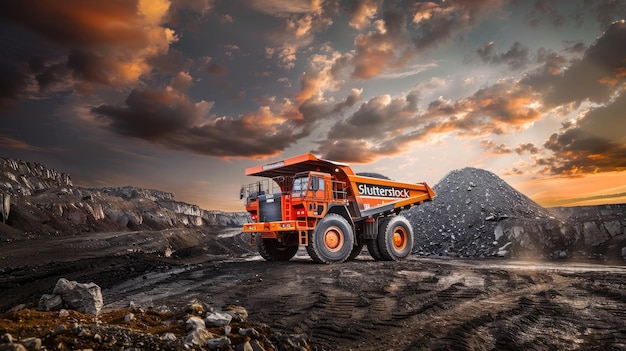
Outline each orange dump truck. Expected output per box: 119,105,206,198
240,153,435,263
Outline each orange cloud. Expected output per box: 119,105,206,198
0,0,177,91
348,0,381,30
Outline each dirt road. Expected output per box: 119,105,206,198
98,254,626,350
1,231,625,350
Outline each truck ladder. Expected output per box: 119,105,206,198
283,194,291,220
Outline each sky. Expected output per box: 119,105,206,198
0,0,625,212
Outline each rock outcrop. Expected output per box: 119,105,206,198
0,158,72,196
0,158,249,237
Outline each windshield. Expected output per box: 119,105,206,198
292,176,309,198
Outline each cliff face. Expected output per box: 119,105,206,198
0,158,72,196
0,158,248,237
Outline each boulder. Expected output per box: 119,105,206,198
225,305,248,322
207,337,231,350
184,316,213,347
37,294,62,311
52,278,103,315
604,221,622,237
186,316,206,331
204,311,232,327
19,338,41,350
582,222,610,247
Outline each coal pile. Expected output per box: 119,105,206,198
405,167,565,258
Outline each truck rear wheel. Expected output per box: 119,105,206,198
377,215,413,261
306,214,354,264
256,233,298,261
367,217,389,261
366,239,383,261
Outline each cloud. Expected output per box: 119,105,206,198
314,139,382,164
476,41,531,70
331,88,363,113
527,0,566,27
328,91,420,140
317,1,626,165
523,20,626,107
170,72,193,92
91,88,205,140
296,50,354,102
584,0,626,27
91,88,312,158
351,8,411,79
348,0,382,30
481,139,513,155
314,91,423,162
0,59,34,106
423,81,542,136
411,0,502,50
0,0,178,99
205,63,229,75
0,136,66,152
247,0,312,17
260,1,335,70
377,63,437,79
554,192,626,207
0,136,41,151
170,0,214,15
515,143,540,155
348,0,503,80
148,49,193,75
537,92,626,176
314,79,543,163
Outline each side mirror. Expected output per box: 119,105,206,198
239,186,244,200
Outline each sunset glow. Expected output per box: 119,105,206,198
0,1,624,211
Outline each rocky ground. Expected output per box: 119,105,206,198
1,239,625,350
1,158,626,350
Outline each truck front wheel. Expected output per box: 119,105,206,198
306,214,354,264
347,243,364,261
256,233,299,261
377,216,413,261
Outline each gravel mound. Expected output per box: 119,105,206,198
406,167,561,258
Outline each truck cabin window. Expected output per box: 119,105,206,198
292,176,309,198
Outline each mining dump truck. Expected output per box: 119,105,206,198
241,153,435,263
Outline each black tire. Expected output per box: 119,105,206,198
306,214,354,264
377,215,413,261
256,233,298,261
367,217,389,261
347,243,364,261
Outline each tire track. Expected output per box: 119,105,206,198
94,258,626,351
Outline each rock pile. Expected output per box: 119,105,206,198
406,167,626,260
2,295,310,351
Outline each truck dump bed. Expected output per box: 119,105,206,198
245,153,435,219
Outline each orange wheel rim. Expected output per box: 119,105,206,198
392,227,407,251
324,226,343,252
